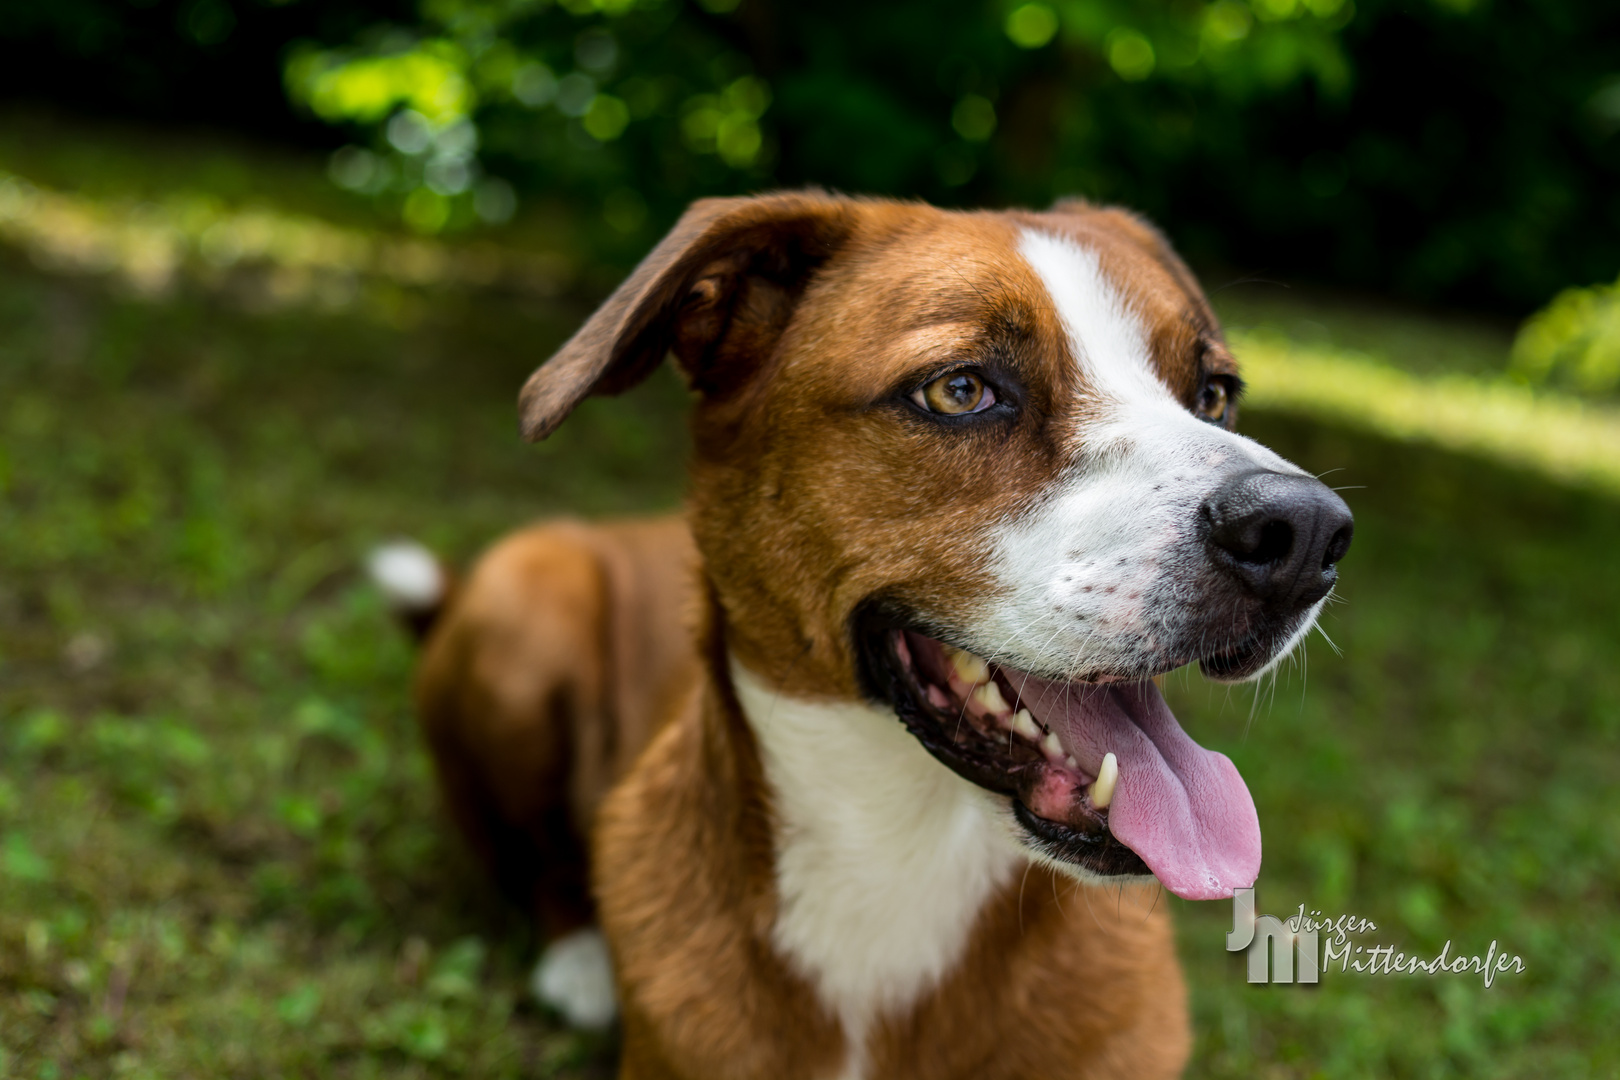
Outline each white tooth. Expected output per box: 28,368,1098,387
1065,756,1077,770
1092,752,1119,810
946,646,991,686
1011,709,1041,741
971,680,1009,716
1040,731,1063,760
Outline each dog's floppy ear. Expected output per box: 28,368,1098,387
518,191,856,442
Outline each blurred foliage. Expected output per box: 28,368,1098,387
1511,272,1620,399
1,0,1617,307
275,0,1364,255
0,0,411,145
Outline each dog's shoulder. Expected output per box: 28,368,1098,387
594,680,849,1079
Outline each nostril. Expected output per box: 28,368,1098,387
1246,519,1294,566
1323,524,1353,569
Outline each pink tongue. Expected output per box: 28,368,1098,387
1016,676,1260,900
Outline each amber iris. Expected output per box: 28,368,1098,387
917,370,992,415
1197,378,1229,423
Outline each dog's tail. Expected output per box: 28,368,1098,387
366,539,455,641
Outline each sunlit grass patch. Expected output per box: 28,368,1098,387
0,169,571,316
1232,329,1620,496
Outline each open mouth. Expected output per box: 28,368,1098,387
861,621,1262,901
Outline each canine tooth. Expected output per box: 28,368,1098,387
947,647,991,686
971,680,1009,716
1092,752,1119,810
1011,709,1041,741
1040,731,1063,760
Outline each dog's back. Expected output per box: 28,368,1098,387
405,515,699,937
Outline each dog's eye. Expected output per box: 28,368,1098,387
1196,378,1230,424
914,370,995,415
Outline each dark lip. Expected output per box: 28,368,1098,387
1012,801,1152,877
851,603,1152,880
1196,616,1308,681
1197,635,1269,680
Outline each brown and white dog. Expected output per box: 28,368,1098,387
374,192,1352,1078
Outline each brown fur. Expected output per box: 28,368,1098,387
419,192,1246,1076
414,516,698,937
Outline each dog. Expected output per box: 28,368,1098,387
376,191,1353,1078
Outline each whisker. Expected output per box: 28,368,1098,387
1017,861,1034,937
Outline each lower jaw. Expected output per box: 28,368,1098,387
1197,615,1311,681
1198,638,1269,680
1012,801,1150,878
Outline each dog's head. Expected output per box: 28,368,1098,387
520,192,1351,901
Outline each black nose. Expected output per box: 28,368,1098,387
1204,470,1354,609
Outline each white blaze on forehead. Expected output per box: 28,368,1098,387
1017,228,1181,411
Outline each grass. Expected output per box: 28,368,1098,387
1,122,1616,1078
1168,410,1619,1077
1212,283,1518,381
1230,333,1620,496
0,256,687,1079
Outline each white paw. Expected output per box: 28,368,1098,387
531,927,618,1031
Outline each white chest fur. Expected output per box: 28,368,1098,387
730,658,1022,1079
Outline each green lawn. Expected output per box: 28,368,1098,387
1,130,1615,1079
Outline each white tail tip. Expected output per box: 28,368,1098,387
366,540,445,611
532,927,618,1031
